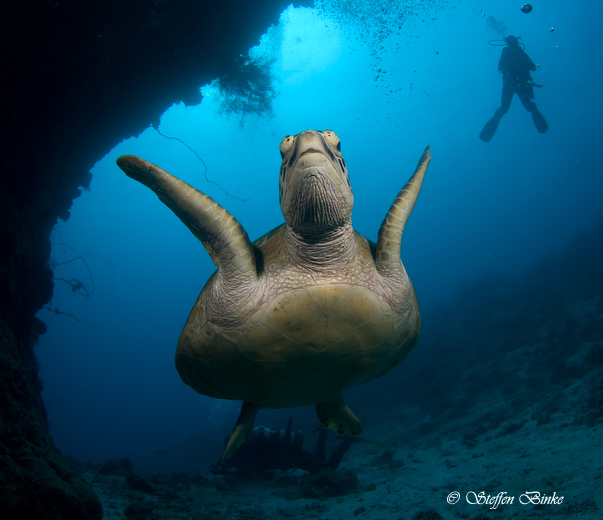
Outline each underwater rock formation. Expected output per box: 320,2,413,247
0,320,102,519
0,1,306,518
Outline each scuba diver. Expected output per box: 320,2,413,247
210,417,356,479
480,35,549,142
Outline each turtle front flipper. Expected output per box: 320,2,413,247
316,394,363,436
221,402,261,463
375,146,431,272
116,155,256,279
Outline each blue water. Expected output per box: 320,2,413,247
36,0,603,475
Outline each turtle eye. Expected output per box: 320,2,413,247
279,135,294,158
322,130,341,153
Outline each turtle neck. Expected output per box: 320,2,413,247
285,221,357,273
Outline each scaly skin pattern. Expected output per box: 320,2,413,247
117,129,431,425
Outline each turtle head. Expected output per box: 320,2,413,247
278,130,354,236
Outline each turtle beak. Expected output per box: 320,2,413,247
288,131,337,169
285,130,350,197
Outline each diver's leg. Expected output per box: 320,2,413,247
517,83,535,111
480,83,513,142
325,437,356,471
499,81,514,115
519,89,549,133
315,427,327,462
279,417,294,468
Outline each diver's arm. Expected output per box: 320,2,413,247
523,51,537,71
497,51,506,74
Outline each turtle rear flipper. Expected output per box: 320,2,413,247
221,402,261,463
316,394,363,436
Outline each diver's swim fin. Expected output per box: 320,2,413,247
531,108,549,133
479,114,501,142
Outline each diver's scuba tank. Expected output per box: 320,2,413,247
249,417,304,452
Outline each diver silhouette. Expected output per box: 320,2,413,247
480,35,548,142
210,417,356,478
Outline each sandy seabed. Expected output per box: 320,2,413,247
86,400,602,520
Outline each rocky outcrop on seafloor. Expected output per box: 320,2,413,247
0,320,102,519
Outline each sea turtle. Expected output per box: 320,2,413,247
117,130,431,462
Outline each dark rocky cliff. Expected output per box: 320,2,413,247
0,1,301,517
